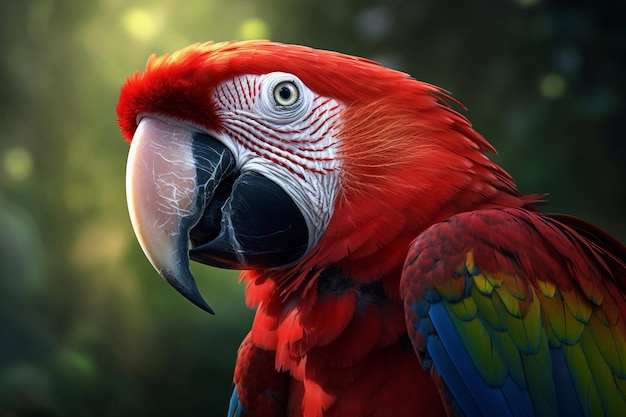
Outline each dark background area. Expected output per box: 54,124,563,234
0,0,624,416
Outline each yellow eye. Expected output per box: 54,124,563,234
273,81,299,106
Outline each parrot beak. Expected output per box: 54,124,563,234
126,117,235,314
126,117,310,313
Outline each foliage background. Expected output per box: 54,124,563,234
0,0,624,416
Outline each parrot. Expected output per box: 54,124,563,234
116,40,626,417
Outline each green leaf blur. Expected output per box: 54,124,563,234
0,0,624,416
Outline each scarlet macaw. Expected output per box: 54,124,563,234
117,41,626,417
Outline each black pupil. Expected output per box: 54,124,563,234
279,86,292,100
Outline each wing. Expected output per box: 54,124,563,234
401,207,626,417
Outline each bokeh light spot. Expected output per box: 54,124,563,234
3,147,33,181
58,349,97,380
121,7,162,42
238,18,270,40
540,73,566,99
71,220,130,268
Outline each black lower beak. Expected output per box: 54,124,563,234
190,171,309,269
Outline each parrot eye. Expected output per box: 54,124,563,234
259,73,311,124
273,81,299,107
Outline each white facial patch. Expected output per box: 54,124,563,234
211,72,344,259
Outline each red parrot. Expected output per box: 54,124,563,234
117,40,626,417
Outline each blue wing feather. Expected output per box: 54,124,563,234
549,348,585,417
424,315,485,416
228,386,242,417
428,301,533,417
500,377,534,417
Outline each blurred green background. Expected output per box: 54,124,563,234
0,0,624,416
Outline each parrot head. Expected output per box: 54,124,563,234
118,40,514,313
